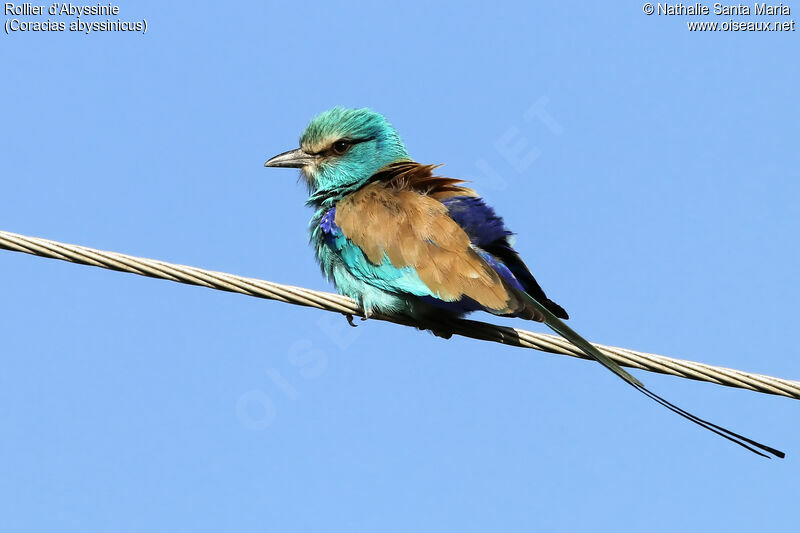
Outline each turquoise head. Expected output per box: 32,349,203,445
265,107,410,204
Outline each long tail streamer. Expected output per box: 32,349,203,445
527,294,785,459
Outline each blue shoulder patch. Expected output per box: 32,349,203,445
441,196,511,247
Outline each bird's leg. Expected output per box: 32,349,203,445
428,327,453,340
344,313,358,328
414,321,454,339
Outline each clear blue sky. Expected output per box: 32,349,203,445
2,2,798,531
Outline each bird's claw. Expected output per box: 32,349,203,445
342,313,367,328
430,328,453,339
415,324,453,339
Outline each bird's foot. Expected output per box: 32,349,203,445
344,313,369,327
416,324,453,339
431,328,453,339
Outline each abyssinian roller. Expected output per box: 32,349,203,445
265,107,783,459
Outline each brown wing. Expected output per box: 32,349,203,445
334,176,543,320
371,161,480,200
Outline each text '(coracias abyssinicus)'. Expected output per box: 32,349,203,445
265,107,783,459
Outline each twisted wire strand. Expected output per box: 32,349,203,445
2,229,798,400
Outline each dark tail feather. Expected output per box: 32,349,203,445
487,243,569,319
516,289,785,459
630,383,785,458
542,298,568,320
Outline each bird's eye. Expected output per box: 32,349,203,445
332,139,351,155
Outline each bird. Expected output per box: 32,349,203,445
265,107,784,459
